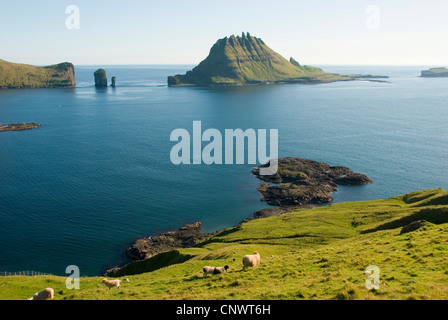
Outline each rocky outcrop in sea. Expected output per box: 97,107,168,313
252,157,372,206
94,69,108,87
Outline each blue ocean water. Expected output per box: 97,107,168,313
0,65,447,276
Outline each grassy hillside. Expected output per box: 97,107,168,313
421,67,448,77
168,33,351,86
1,189,448,300
0,59,75,88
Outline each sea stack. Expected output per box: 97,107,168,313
94,69,108,87
111,76,116,88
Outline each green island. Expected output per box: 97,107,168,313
0,59,75,89
1,188,447,300
168,33,386,86
421,67,448,78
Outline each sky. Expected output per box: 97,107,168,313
1,0,447,66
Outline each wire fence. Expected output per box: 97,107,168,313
0,270,54,277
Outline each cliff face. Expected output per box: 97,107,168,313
168,33,348,86
0,59,75,89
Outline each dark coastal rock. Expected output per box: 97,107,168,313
254,206,307,219
236,205,317,226
400,220,427,234
350,75,391,83
257,183,335,206
0,123,41,132
252,157,372,206
111,76,116,88
126,222,204,261
94,69,108,87
351,74,389,79
104,266,121,277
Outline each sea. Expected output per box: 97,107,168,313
0,65,447,276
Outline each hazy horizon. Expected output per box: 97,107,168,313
6,62,447,68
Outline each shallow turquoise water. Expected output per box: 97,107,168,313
0,65,447,275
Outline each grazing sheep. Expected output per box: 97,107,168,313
242,251,261,270
27,288,54,300
102,278,121,289
203,265,229,277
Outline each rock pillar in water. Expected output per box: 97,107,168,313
94,69,108,87
111,76,116,88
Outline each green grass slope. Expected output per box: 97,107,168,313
1,189,448,300
421,67,448,77
0,59,75,88
168,33,351,86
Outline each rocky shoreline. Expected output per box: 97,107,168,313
125,222,206,261
252,157,372,206
0,123,41,132
105,206,314,276
105,157,372,276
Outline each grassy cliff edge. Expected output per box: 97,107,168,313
0,59,75,89
1,189,448,300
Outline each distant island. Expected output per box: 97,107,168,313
0,59,75,89
421,67,448,78
168,33,387,86
0,123,41,132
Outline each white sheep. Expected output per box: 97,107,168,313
242,251,261,270
102,278,121,289
27,288,54,300
203,265,229,277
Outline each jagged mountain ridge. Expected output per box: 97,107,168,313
168,32,349,86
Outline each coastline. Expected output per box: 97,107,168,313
0,123,41,132
1,65,445,279
104,204,316,277
105,157,372,277
0,85,75,89
167,75,389,87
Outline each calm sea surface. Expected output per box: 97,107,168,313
1,65,447,275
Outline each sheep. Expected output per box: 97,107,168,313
242,251,261,270
203,265,229,277
27,288,54,300
102,278,121,289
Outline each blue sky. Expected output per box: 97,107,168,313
1,0,447,65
